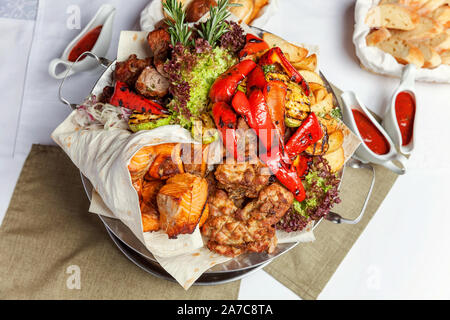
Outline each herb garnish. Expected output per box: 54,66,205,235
197,0,241,47
163,0,193,46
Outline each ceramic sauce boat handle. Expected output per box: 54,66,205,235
380,153,407,175
49,58,75,80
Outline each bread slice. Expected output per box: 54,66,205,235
378,0,428,6
410,41,442,67
365,4,419,30
390,16,444,40
417,0,450,15
432,5,450,28
229,0,254,24
440,50,450,64
421,30,450,52
376,37,425,67
366,28,392,46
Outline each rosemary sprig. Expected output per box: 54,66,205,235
163,0,193,46
197,0,241,47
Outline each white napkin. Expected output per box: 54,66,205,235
13,0,150,158
0,17,34,157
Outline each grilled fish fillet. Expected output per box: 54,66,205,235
157,173,208,238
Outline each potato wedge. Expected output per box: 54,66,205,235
311,93,333,115
323,147,345,173
305,138,329,156
298,70,324,86
318,114,339,134
308,82,326,92
314,88,328,102
262,32,308,62
326,130,344,154
249,0,269,23
292,54,318,71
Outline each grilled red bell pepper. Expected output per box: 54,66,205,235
209,60,256,103
285,112,323,159
293,154,312,179
247,88,276,152
239,34,269,59
110,81,166,114
231,90,256,129
212,101,243,162
247,65,267,91
263,80,287,149
259,47,310,96
262,147,306,202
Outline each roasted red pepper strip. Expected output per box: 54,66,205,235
212,102,243,162
247,65,267,91
209,60,256,103
262,147,306,202
247,88,276,152
110,81,166,114
285,112,323,159
263,80,287,149
231,90,256,129
259,47,311,96
293,154,312,179
239,34,269,59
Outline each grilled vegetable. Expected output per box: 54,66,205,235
266,72,310,127
128,112,172,132
231,90,256,128
110,81,167,114
263,80,287,148
259,47,310,96
305,136,329,156
262,146,306,202
247,65,267,91
247,88,275,151
292,154,312,179
239,33,269,59
285,112,323,159
212,101,242,161
191,113,219,144
209,59,256,103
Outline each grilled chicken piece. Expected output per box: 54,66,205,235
214,158,271,201
145,143,184,180
202,183,294,257
114,54,152,88
157,173,209,238
135,66,169,98
266,71,311,126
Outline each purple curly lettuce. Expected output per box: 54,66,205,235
277,156,341,232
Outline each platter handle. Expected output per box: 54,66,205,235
325,158,375,225
58,51,112,110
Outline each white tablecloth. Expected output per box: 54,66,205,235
1,0,450,299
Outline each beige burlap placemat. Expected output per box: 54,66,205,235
0,145,240,299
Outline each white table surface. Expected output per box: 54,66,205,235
1,0,450,299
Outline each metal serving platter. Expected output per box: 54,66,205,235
62,26,375,284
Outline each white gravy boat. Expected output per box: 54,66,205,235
341,91,407,175
48,4,116,79
382,64,417,155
